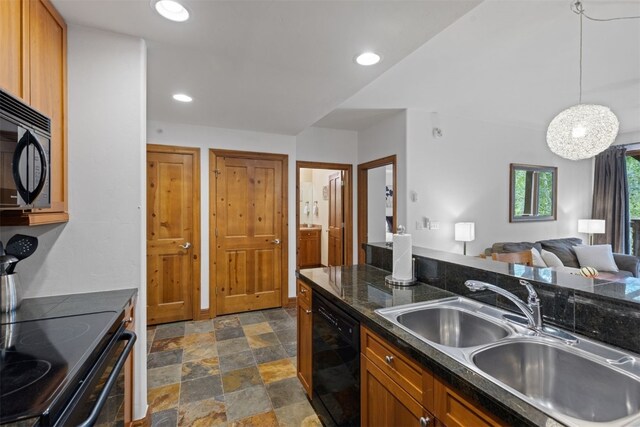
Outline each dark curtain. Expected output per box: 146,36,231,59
592,146,630,253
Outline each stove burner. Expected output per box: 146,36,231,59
0,360,52,397
18,322,91,348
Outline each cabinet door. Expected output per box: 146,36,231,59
29,0,67,213
297,291,312,396
361,354,434,427
434,377,503,427
0,0,28,99
123,301,136,425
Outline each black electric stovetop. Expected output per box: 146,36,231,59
0,311,121,425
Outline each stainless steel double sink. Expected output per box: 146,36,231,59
376,297,640,426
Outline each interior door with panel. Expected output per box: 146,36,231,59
147,146,199,325
328,171,344,266
214,153,285,315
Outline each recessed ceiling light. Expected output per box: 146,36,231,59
154,0,190,22
173,93,192,102
355,52,381,66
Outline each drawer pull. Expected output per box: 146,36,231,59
124,317,133,324
300,288,307,293
305,309,312,314
385,355,394,364
419,416,431,427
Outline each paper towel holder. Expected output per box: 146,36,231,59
385,258,417,287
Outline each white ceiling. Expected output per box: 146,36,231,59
51,0,481,135
331,0,640,135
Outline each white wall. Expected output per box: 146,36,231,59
147,120,297,307
0,26,148,420
405,109,594,255
358,110,408,232
296,126,359,260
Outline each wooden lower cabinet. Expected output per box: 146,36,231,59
361,326,503,427
298,228,321,268
361,354,434,427
296,280,312,396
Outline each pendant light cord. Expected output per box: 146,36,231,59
579,2,583,104
571,1,640,22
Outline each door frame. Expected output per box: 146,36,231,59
357,155,397,263
146,144,202,323
296,161,353,267
209,149,289,317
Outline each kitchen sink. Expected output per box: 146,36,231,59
377,297,512,348
396,307,509,348
375,295,640,426
473,340,640,424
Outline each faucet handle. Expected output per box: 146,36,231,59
519,280,539,303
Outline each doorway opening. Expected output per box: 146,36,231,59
296,162,353,269
357,155,397,263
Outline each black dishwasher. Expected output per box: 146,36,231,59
311,293,360,427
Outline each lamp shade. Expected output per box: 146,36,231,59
546,104,619,161
578,219,606,234
455,222,475,242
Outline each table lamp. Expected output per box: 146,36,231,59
455,222,475,255
578,219,605,245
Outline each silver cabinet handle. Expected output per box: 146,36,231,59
179,242,192,249
385,355,394,364
419,416,431,427
305,309,311,314
272,239,281,244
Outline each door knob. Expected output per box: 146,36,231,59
179,242,192,249
272,239,281,245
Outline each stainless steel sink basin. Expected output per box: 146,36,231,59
473,340,640,424
376,297,512,348
396,307,509,348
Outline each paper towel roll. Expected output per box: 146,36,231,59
392,233,412,280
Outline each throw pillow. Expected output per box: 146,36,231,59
538,238,582,268
530,248,547,268
541,249,564,267
574,244,619,272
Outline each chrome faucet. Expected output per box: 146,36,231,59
465,279,542,330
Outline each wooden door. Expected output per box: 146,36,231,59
328,171,343,266
147,147,199,325
361,354,432,427
214,154,285,315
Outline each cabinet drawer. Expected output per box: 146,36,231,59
297,280,312,306
361,326,429,404
299,230,320,239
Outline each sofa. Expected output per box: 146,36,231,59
484,237,640,279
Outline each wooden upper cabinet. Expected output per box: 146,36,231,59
0,0,68,225
0,0,28,100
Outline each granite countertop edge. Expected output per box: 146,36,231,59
298,265,562,427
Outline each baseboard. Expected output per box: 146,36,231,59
200,308,210,319
129,407,151,427
287,297,297,308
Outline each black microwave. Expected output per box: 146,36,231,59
0,89,51,210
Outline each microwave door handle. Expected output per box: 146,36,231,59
12,132,31,203
74,330,137,427
28,133,48,203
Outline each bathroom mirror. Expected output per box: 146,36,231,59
509,163,557,222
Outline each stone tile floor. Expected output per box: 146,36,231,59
147,306,321,427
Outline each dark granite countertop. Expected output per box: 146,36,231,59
298,264,564,427
1,288,137,324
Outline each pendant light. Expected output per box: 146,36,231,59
546,1,619,161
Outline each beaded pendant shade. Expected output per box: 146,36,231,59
546,1,620,160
